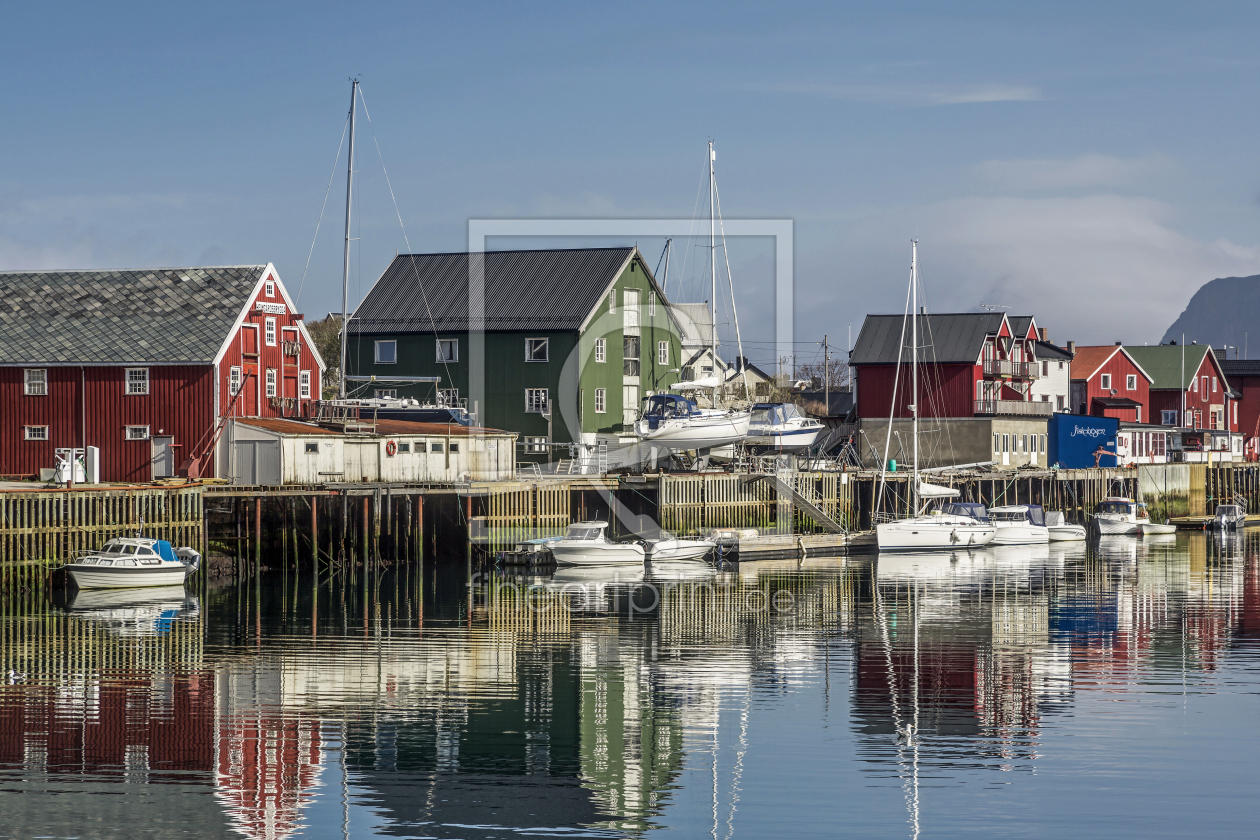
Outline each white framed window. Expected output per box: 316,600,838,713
526,338,549,362
374,389,397,399
24,425,48,441
1201,376,1209,400
398,442,411,453
125,425,149,441
1059,361,1065,370
431,442,444,453
438,388,460,407
23,369,47,396
1040,434,1046,453
993,433,1000,453
594,388,607,414
524,436,546,453
1233,402,1238,425
623,336,640,376
623,289,640,329
229,366,242,396
1136,406,1141,423
265,279,275,298
1100,373,1111,390
1002,434,1009,453
305,442,319,454
299,370,311,399
1186,410,1194,427
450,442,459,453
594,338,606,363
1057,395,1065,410
649,290,656,316
414,441,427,453
525,388,549,414
1126,374,1137,391
375,340,397,364
1191,377,1198,393
1162,410,1177,425
265,368,277,398
1212,376,1218,393
658,341,669,366
126,368,149,395
609,291,615,313
436,338,458,362
265,317,277,346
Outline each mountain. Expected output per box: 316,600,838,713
1161,274,1260,354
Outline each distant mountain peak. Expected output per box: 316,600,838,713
1161,274,1260,355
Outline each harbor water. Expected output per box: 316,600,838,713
2,533,1258,839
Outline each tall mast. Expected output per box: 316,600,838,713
709,140,718,407
339,78,359,400
910,240,919,511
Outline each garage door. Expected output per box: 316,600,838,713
233,440,281,486
343,442,380,482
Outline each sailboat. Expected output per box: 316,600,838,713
874,242,997,551
634,141,751,462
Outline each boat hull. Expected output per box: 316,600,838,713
1094,515,1141,535
876,518,997,551
65,564,190,590
1141,523,1177,535
745,426,822,452
646,539,715,562
1048,525,1087,541
550,542,645,566
636,412,752,451
991,524,1050,545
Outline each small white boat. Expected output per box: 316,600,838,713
1141,522,1177,535
1092,497,1148,536
745,403,823,451
1045,511,1087,541
635,394,752,452
644,531,715,562
547,521,645,566
989,504,1050,545
63,537,200,589
876,490,998,552
1212,503,1245,530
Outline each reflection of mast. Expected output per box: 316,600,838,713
875,574,921,840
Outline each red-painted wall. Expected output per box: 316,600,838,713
1,365,215,482
1232,375,1260,439
1146,353,1238,431
1081,352,1150,423
855,363,978,418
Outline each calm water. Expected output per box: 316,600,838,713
2,533,1258,839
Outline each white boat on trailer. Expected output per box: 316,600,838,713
744,403,823,451
635,395,752,453
63,536,200,590
547,521,645,566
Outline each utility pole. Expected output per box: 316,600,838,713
823,334,830,415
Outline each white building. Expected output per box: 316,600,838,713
1028,331,1074,412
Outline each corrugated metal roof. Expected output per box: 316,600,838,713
849,313,1007,365
1124,344,1213,390
0,266,265,364
1219,359,1260,378
349,248,640,334
235,417,514,437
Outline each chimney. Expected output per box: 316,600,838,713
1115,341,1122,346
1039,327,1048,342
1066,341,1076,355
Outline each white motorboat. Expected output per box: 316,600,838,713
63,536,200,590
635,394,752,452
1212,503,1245,530
644,531,715,561
1141,522,1177,535
745,403,823,451
1045,511,1087,541
547,521,645,566
989,504,1050,545
1092,497,1148,535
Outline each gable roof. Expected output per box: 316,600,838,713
1070,345,1153,384
349,247,664,334
1124,344,1216,391
729,356,775,383
849,312,1008,365
1008,315,1039,342
1219,359,1260,378
1036,340,1073,361
0,265,269,365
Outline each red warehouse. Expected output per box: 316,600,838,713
1068,345,1152,423
0,265,325,483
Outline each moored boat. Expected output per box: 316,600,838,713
1141,522,1177,535
547,521,645,566
1212,503,1245,530
989,504,1050,545
1092,497,1148,535
644,531,715,562
63,537,200,590
1045,511,1087,541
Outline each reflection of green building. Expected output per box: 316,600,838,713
348,248,682,461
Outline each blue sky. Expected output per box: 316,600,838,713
4,1,1260,368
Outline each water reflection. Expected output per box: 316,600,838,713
1,532,1258,838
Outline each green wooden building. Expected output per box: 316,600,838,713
347,247,683,461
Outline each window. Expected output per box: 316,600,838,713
594,338,606,363
438,388,460,407
125,425,149,441
1040,434,1046,453
1021,434,1028,453
299,370,311,399
375,340,397,364
1233,402,1238,425
649,290,656,316
230,366,242,396
265,279,275,298
414,442,427,453
1057,395,1065,411
1042,394,1050,402
1126,374,1137,391
525,388,549,413
432,442,444,453
1191,377,1198,393
23,369,47,396
658,341,669,366
1201,376,1209,400
1042,361,1049,377
594,388,607,413
623,289,640,329
1212,376,1218,393
609,291,615,313
623,336,640,376
524,436,547,453
265,369,277,397
449,442,459,453
24,425,48,441
1100,373,1111,390
374,389,397,399
305,442,318,454
993,433,1000,453
1059,361,1064,370
1162,410,1177,425
682,366,694,381
1002,434,1009,453
125,368,149,395
265,317,277,346
1186,410,1194,427
1136,406,1141,423
436,338,458,362
526,338,549,362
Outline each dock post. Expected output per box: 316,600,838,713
362,495,369,568
373,486,382,566
311,495,319,583
254,497,262,578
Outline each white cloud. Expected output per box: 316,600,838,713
975,153,1173,191
750,81,1042,106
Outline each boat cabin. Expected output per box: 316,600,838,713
990,504,1046,526
641,395,698,424
1095,498,1149,520
564,521,610,540
750,403,809,427
81,537,179,566
944,502,991,522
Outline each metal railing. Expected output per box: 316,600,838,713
973,399,1054,417
983,359,1038,379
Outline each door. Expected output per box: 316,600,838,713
152,437,174,479
232,440,281,485
344,442,380,482
241,326,260,415
284,374,298,415
623,289,640,330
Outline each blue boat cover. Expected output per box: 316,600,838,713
155,540,176,562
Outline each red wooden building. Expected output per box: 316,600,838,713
0,265,324,483
1123,343,1238,432
1219,359,1260,454
1068,345,1152,423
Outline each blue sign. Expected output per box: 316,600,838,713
1048,414,1118,468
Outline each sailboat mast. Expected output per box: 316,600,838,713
709,141,718,407
339,78,359,400
911,240,919,511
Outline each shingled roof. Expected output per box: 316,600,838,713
349,247,660,334
849,313,1008,365
0,266,268,365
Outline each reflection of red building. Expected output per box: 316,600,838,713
216,714,323,840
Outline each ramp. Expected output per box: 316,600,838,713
740,474,846,534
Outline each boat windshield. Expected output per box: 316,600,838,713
1045,511,1065,526
1218,505,1241,515
1027,505,1046,527
565,526,602,541
944,503,989,523
104,543,123,554
643,395,696,418
1097,501,1132,515
122,545,138,555
991,510,1029,523
750,407,773,425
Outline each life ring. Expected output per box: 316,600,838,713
385,440,397,457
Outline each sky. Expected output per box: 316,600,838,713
4,1,1260,370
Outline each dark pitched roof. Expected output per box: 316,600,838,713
0,266,267,365
1008,315,1035,339
349,248,648,334
849,313,1007,365
1219,359,1260,378
1094,397,1142,408
1036,340,1073,361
